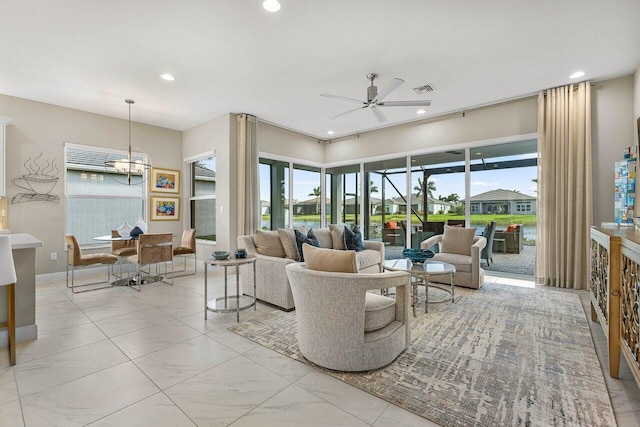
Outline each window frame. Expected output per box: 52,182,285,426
187,151,216,245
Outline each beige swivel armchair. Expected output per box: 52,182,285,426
172,228,197,277
65,234,118,293
420,225,486,289
285,257,411,372
127,233,173,291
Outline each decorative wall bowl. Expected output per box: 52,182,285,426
402,248,435,263
213,251,230,260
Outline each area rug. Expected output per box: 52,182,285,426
230,283,616,427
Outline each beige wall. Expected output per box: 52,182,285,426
324,98,538,163
0,94,182,274
258,122,324,162
591,76,635,226
182,113,238,255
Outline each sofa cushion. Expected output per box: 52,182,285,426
344,225,365,252
302,243,358,273
441,225,476,256
432,252,472,273
364,292,396,332
295,229,320,262
329,224,346,250
355,249,381,271
253,230,286,258
277,227,307,260
313,228,333,249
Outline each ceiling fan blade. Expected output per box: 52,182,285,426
329,106,367,120
321,93,366,105
371,107,388,123
371,78,404,103
378,100,432,107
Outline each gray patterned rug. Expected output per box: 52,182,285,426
230,283,616,427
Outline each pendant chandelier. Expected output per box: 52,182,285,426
104,99,152,185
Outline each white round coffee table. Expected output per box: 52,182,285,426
383,258,456,316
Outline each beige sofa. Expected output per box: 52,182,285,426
238,226,384,310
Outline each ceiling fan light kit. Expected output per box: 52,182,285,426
322,73,432,124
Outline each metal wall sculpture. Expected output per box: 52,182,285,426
11,153,60,204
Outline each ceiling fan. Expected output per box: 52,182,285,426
321,73,432,124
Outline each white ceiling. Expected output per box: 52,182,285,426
1,0,639,140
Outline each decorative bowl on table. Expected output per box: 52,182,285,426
212,251,230,260
402,248,435,263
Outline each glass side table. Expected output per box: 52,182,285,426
383,258,455,316
204,256,256,322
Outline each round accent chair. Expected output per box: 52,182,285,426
285,244,411,372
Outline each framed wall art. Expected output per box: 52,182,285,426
150,167,180,194
150,196,180,221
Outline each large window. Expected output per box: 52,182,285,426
190,155,216,241
293,164,321,229
470,139,537,240
65,144,145,246
364,158,407,255
259,158,289,230
326,164,360,227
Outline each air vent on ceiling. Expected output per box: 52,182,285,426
412,84,435,94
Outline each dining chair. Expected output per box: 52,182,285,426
110,229,137,278
65,234,118,293
172,228,197,277
127,233,173,291
0,235,17,365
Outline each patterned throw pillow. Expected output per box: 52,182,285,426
343,225,365,252
277,227,307,260
295,229,320,262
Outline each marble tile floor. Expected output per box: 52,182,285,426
0,269,637,426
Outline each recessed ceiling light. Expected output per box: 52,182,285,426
161,74,175,81
475,152,482,155
569,71,585,79
327,130,335,135
416,109,426,115
263,0,281,12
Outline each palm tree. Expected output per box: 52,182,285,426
414,178,436,198
370,180,379,194
445,193,460,203
308,186,321,214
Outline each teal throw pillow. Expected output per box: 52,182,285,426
343,225,365,252
295,228,320,261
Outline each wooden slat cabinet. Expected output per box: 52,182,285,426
590,224,640,389
620,240,640,387
590,226,621,378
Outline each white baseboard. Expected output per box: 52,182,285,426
36,258,199,284
0,324,38,346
